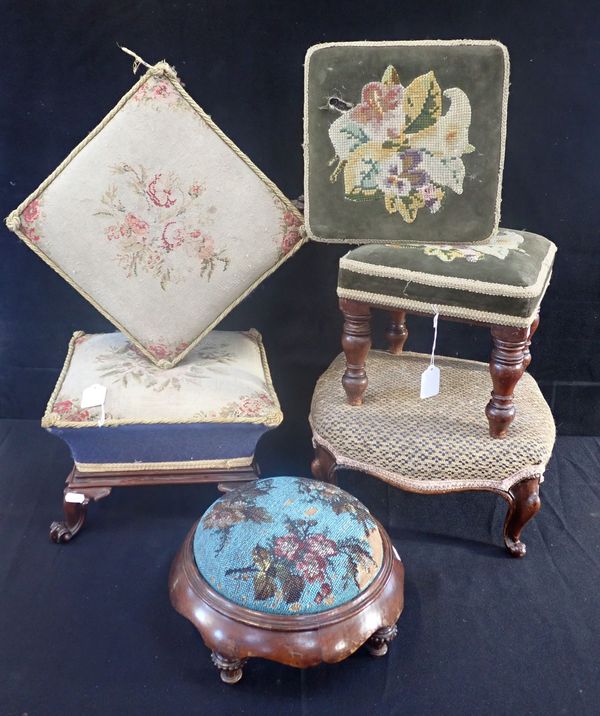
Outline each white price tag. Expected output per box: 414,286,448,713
65,492,85,504
420,309,441,399
81,384,107,426
420,364,441,399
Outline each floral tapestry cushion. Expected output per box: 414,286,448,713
194,476,384,615
42,329,282,471
337,229,556,326
304,40,509,244
5,62,305,368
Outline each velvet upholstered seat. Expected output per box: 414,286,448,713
338,229,556,327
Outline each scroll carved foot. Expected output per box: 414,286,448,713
339,298,372,406
503,477,541,557
211,651,246,684
365,624,398,657
486,325,529,438
385,310,408,355
49,485,111,544
311,444,338,485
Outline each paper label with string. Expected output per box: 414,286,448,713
81,384,107,426
420,310,441,399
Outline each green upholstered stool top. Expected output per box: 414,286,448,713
337,229,556,327
193,477,384,615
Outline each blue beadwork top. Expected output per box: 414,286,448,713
193,477,384,615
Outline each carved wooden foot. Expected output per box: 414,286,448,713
311,444,338,485
385,310,408,355
522,311,540,370
49,486,111,543
503,477,541,557
485,325,529,438
365,624,398,657
339,298,372,406
211,651,246,684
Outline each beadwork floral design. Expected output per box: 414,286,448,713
96,163,229,289
224,516,376,610
422,230,526,262
328,65,474,223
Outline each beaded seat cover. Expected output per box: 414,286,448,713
304,40,508,244
5,61,304,368
194,477,384,615
42,329,281,472
337,229,556,326
310,352,556,492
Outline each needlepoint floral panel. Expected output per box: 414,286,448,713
6,63,304,368
194,477,384,615
304,41,509,244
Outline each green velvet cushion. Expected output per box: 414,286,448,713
337,229,556,326
304,40,508,244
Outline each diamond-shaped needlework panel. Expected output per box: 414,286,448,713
6,62,305,368
304,40,509,244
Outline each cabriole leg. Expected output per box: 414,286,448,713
49,482,111,543
502,477,541,558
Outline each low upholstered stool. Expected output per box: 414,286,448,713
169,477,404,683
310,351,556,557
43,329,282,542
337,229,556,438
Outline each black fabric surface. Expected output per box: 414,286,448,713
1,420,599,715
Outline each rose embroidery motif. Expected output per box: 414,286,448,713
131,76,188,110
224,517,376,610
421,231,527,263
20,198,43,242
278,206,303,258
51,397,107,422
96,164,228,289
328,65,474,223
194,392,276,422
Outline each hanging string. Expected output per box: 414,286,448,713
117,44,153,74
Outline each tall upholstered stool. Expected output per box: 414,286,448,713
310,351,556,557
169,477,404,683
303,40,556,437
43,329,282,541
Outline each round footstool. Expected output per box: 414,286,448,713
169,476,404,683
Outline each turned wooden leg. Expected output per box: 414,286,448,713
502,477,541,558
211,651,246,684
339,298,372,406
485,325,530,438
385,310,408,355
49,481,111,543
522,311,540,370
311,444,338,485
365,624,398,657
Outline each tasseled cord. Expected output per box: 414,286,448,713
117,44,153,74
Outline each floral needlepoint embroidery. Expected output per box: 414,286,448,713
97,163,229,289
421,230,527,262
276,200,304,258
20,198,43,242
328,65,474,223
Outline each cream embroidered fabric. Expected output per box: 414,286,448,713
6,62,305,368
42,329,282,428
310,351,555,492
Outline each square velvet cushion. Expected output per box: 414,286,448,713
42,329,282,472
5,62,304,368
304,40,509,244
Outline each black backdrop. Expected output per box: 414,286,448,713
1,0,599,437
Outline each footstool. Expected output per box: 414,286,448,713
169,476,404,683
310,351,556,557
43,328,282,541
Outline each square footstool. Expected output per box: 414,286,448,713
169,476,404,683
44,329,282,542
310,351,556,557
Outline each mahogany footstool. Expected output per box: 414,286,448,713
169,476,404,683
310,351,556,557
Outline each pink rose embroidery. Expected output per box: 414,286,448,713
147,173,177,208
281,229,301,255
22,199,40,223
54,400,74,415
161,221,185,252
125,213,149,235
274,534,302,560
189,183,204,198
296,552,327,583
305,534,338,558
350,81,403,127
